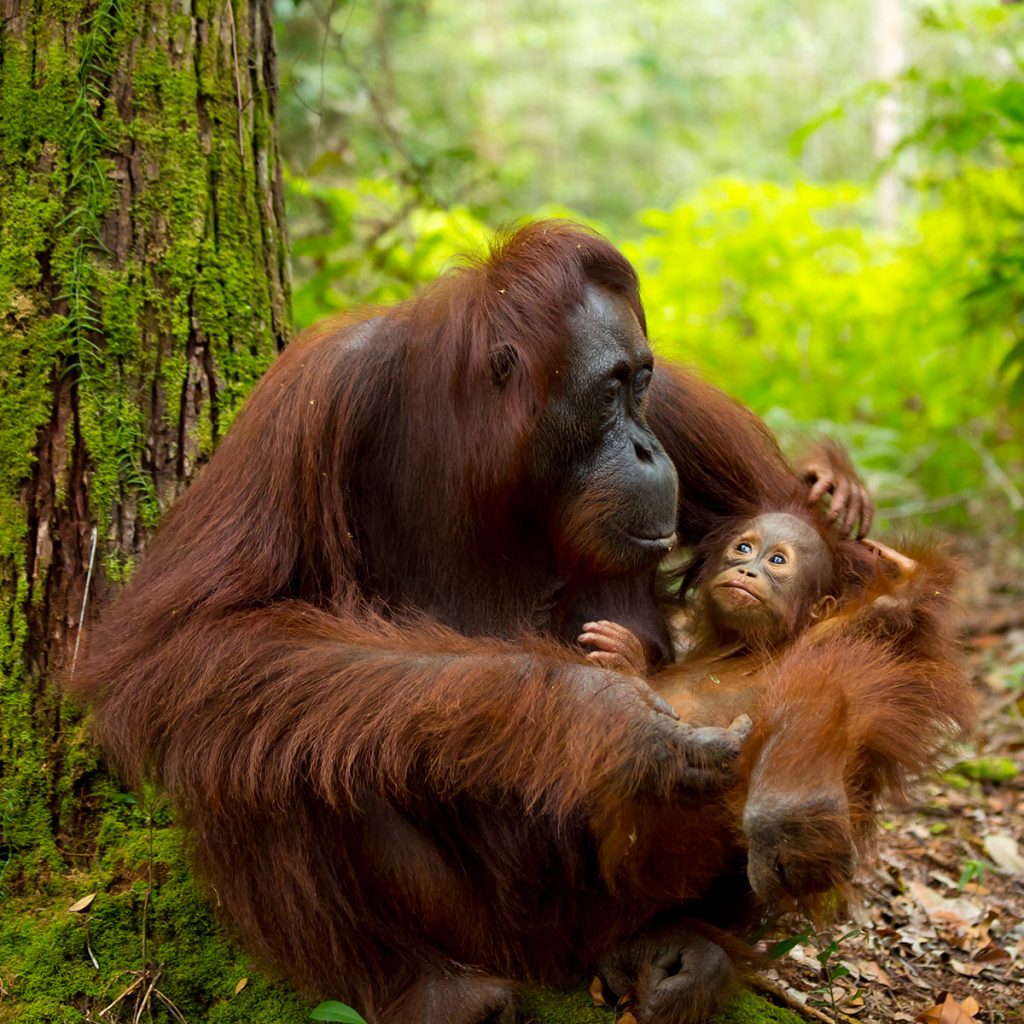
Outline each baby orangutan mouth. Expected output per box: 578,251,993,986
714,580,763,606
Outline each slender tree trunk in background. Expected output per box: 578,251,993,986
872,0,904,229
0,0,289,877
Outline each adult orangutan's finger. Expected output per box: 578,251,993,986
857,487,874,538
807,471,834,505
727,713,753,744
841,489,861,536
828,477,851,525
652,695,679,719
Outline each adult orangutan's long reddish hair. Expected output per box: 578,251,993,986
73,222,918,1024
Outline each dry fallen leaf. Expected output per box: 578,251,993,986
983,833,1024,875
617,1015,638,1024
588,975,606,1007
68,893,96,914
949,960,985,977
907,881,983,926
916,993,981,1024
846,993,866,1014
972,945,1011,965
234,977,248,995
855,960,895,987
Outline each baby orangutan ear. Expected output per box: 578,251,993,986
810,595,838,621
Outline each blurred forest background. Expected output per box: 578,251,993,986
1,4,1022,1022
277,0,1024,534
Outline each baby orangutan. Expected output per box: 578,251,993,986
580,510,974,1024
581,511,840,673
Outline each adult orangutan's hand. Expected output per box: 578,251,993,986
800,439,874,539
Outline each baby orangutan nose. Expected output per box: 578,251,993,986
743,791,855,905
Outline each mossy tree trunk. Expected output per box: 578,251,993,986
0,0,290,878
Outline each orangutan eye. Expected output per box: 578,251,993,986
603,379,622,404
769,553,787,565
634,367,653,399
736,542,752,554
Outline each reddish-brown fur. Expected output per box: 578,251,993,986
591,534,974,1020
71,222,874,1024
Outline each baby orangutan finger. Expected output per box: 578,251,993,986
651,694,680,720
727,713,753,744
862,538,917,575
586,649,639,676
579,620,648,678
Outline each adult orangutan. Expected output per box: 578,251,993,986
72,222,871,1024
583,511,974,1022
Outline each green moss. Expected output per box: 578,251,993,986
713,989,806,1023
519,984,805,1024
0,797,310,1023
1,0,289,884
520,986,609,1023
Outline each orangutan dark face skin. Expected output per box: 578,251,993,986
706,512,834,648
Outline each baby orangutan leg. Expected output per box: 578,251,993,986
597,918,736,1024
579,620,649,676
378,970,515,1024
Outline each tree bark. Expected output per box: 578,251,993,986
0,0,289,875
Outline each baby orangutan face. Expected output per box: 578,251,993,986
705,512,834,649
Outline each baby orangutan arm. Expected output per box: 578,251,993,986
579,619,650,677
810,536,958,663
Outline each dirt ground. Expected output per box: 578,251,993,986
759,535,1024,1024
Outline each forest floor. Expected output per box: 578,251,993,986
758,534,1024,1024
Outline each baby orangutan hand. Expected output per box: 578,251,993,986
579,620,649,677
861,537,918,577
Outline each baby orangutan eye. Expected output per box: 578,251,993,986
737,542,752,554
769,553,786,565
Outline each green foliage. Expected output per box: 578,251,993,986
273,0,1024,536
957,858,986,891
309,1002,367,1023
945,755,1018,784
626,178,1023,530
893,4,1024,405
275,0,883,228
287,173,491,329
283,170,1024,533
808,928,862,1019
